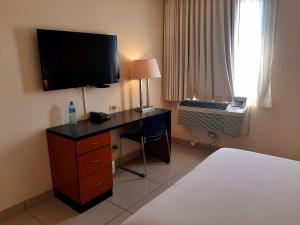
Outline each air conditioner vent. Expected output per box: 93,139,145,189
178,101,248,137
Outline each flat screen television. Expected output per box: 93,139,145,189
37,29,119,91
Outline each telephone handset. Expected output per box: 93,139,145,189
89,111,111,123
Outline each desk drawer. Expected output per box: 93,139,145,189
79,166,113,204
76,133,111,155
77,146,112,178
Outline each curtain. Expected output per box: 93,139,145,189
164,0,235,102
256,0,277,108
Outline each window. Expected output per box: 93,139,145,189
233,0,263,103
163,0,276,106
233,0,277,108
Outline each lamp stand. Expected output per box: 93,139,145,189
135,79,155,113
146,79,155,110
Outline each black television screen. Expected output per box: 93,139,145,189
37,29,119,91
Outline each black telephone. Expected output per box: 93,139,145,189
89,111,111,123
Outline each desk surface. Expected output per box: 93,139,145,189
47,108,171,140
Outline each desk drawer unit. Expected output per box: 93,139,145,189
79,166,113,204
47,132,113,213
76,132,111,155
77,146,112,178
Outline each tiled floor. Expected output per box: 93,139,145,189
0,142,212,225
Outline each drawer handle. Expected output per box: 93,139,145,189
91,141,100,145
91,158,100,163
94,182,102,186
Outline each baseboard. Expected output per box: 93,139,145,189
171,137,220,152
0,202,25,222
0,190,53,222
24,190,54,209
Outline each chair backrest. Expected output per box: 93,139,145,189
142,115,166,138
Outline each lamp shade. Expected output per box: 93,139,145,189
131,58,161,80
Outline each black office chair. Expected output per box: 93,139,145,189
118,115,171,178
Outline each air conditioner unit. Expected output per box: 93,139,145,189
177,100,249,137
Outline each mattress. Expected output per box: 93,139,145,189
122,148,300,225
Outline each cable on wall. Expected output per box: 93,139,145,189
82,87,88,119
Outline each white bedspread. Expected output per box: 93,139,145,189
122,148,300,225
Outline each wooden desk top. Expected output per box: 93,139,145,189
47,108,171,140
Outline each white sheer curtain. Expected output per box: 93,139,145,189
233,0,278,107
164,0,235,102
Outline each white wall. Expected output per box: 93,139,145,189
0,0,163,211
171,0,300,161
1,0,300,213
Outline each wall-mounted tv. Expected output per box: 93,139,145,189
37,29,119,91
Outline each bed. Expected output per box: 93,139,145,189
122,148,300,225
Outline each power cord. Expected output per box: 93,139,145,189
186,126,198,146
208,131,218,145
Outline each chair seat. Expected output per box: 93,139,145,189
121,130,165,143
121,130,142,143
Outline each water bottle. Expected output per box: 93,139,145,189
69,101,77,125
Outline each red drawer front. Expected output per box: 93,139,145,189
79,166,113,204
77,146,112,178
76,132,111,155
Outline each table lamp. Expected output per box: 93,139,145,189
131,58,161,112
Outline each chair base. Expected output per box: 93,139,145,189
119,166,146,178
118,118,171,179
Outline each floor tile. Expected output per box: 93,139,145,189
164,162,200,187
108,170,160,209
124,157,187,185
127,185,168,213
35,202,78,225
146,161,187,184
27,197,62,217
21,219,42,225
171,142,211,166
58,201,123,225
0,212,34,225
106,211,131,225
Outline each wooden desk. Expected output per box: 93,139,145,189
47,108,171,212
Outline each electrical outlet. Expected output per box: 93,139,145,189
112,145,118,151
109,105,118,112
208,131,218,140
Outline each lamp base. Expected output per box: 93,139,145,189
134,106,156,113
